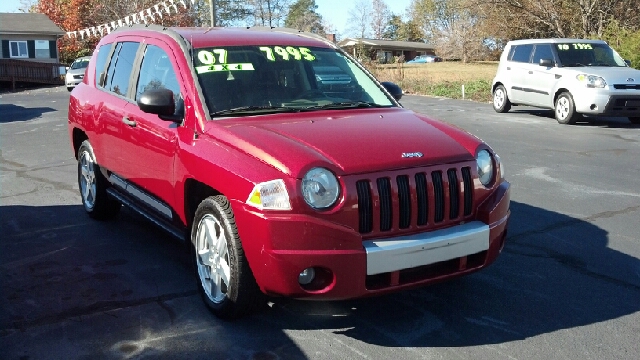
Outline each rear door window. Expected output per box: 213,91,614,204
510,44,534,63
104,41,140,97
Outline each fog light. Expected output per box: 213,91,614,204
298,268,316,285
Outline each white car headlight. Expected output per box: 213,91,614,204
476,150,494,186
302,167,340,209
246,179,291,210
576,74,606,88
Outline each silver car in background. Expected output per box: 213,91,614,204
491,38,640,125
65,56,91,91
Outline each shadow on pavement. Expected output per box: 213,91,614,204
512,109,639,128
0,204,307,359
260,201,640,347
0,103,57,123
2,201,639,357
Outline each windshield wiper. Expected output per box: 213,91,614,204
210,105,300,117
301,101,389,110
562,63,587,67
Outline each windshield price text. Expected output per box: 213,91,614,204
558,43,593,51
259,46,315,61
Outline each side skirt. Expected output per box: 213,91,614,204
104,172,188,242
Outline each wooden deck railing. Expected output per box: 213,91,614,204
0,59,65,90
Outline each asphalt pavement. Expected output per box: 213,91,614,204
1,86,639,359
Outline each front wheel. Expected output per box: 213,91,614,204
629,117,640,124
555,92,579,125
492,85,511,113
192,195,263,320
77,140,121,219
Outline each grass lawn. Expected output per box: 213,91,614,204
366,62,499,103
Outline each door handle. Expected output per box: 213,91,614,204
122,117,136,127
528,71,534,74
506,67,511,70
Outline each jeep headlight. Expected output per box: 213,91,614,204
302,167,340,209
246,179,291,210
476,150,494,186
576,74,606,88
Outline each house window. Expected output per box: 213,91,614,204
35,40,50,58
9,41,28,58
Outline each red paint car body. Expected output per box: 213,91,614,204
68,26,510,318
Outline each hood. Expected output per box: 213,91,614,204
205,108,479,177
66,67,87,76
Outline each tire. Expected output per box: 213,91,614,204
67,87,73,92
492,85,511,113
77,140,121,220
191,195,263,320
555,92,579,125
629,117,640,124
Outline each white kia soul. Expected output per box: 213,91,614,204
491,38,640,125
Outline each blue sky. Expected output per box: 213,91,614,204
0,0,413,36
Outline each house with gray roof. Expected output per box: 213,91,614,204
1,13,66,89
338,37,436,63
0,13,65,63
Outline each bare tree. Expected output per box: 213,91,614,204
370,0,390,39
249,0,292,27
475,0,640,40
347,0,372,38
410,0,486,62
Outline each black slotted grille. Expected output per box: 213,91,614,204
415,173,428,226
377,178,392,231
356,180,373,233
397,175,411,229
355,165,474,234
432,171,445,223
447,169,459,219
462,167,473,216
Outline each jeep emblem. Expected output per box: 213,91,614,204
627,78,635,82
402,152,423,158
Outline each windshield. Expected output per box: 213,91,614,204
70,59,90,70
556,42,627,67
193,46,395,118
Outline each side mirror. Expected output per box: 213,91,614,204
138,88,175,118
381,81,403,101
539,58,554,67
625,59,632,67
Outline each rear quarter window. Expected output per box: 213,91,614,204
510,44,534,63
94,43,113,88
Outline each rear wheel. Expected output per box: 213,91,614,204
629,117,640,124
555,92,579,125
77,140,121,219
492,85,511,113
192,195,263,320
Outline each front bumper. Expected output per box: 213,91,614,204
65,75,83,87
233,180,510,300
573,88,640,116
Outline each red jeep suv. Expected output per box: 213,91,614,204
68,25,510,319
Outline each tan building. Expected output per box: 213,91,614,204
0,13,65,63
337,37,436,63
